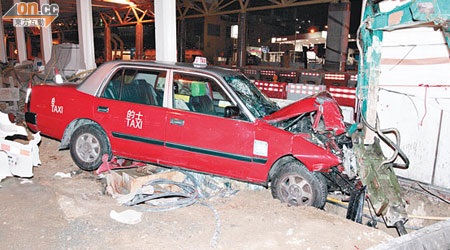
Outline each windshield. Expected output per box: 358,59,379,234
224,75,279,119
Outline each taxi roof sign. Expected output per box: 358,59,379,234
193,56,208,68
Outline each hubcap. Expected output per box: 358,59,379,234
279,175,314,206
75,133,100,163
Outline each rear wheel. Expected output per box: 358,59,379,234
271,160,327,209
70,124,110,171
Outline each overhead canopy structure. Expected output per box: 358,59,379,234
0,0,343,65
2,0,337,31
176,0,334,18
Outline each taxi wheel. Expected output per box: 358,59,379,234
271,160,327,209
70,124,110,171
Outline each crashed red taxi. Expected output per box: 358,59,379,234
25,60,354,208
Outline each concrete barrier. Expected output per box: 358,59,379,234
368,219,450,250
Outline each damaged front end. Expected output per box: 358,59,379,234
265,92,357,179
265,92,409,234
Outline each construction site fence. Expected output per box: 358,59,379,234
250,80,357,111
228,66,358,88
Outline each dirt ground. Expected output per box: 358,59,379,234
1,136,448,250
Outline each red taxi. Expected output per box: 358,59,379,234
25,60,353,208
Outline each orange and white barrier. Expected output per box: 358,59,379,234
252,80,287,99
260,70,276,76
324,73,348,87
279,71,297,78
287,83,325,100
301,72,321,77
324,73,346,80
299,72,322,85
327,86,356,107
244,69,257,75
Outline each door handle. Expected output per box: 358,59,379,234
97,106,109,113
170,118,184,126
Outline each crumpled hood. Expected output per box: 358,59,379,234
263,91,347,135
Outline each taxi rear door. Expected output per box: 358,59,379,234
94,66,169,163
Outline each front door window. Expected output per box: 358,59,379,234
172,73,237,118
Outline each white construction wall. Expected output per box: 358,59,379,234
376,1,450,189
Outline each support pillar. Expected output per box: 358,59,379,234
104,24,111,61
0,2,7,63
155,0,177,62
9,41,15,60
135,21,143,59
177,19,186,62
14,0,27,63
76,0,96,70
237,12,247,68
26,34,32,59
324,2,351,72
39,0,53,64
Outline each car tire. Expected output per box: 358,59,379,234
313,172,328,209
271,160,327,209
70,124,110,171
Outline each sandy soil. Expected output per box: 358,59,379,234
0,136,447,249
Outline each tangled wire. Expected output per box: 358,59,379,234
124,178,221,247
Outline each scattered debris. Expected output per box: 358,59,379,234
96,154,146,174
104,166,262,202
20,179,33,184
123,178,221,247
124,179,199,212
102,167,232,247
184,171,263,198
71,170,83,176
109,209,142,225
54,172,72,178
105,169,185,200
0,112,41,183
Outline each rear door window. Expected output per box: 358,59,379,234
101,68,166,107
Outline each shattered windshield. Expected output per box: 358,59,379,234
224,75,279,119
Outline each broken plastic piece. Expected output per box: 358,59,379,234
54,67,63,84
54,172,72,178
0,112,27,138
0,112,41,182
20,179,33,184
109,209,142,225
96,154,146,174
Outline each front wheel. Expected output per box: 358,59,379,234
271,160,327,209
70,124,110,171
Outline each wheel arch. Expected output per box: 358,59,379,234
266,155,298,184
59,118,110,150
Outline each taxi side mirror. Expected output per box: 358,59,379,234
224,106,240,118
